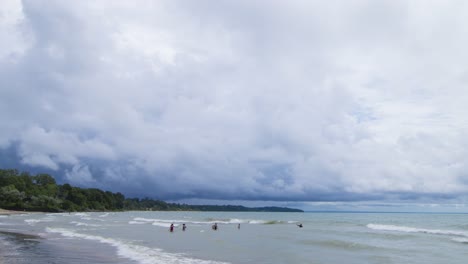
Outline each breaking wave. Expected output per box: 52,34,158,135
452,237,468,244
367,223,468,244
129,221,146,225
46,227,230,264
70,221,101,227
24,218,54,225
367,224,468,237
131,217,287,227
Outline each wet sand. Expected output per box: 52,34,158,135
0,229,42,264
0,214,135,264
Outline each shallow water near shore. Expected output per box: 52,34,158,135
1,211,468,263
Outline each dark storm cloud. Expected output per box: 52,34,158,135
1,0,468,203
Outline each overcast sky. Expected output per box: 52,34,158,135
1,0,468,210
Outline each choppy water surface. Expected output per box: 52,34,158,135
1,211,468,264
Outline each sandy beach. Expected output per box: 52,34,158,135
0,209,28,215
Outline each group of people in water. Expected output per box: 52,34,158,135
169,223,187,232
169,222,224,232
169,222,302,232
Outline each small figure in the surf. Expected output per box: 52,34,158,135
297,223,303,228
170,223,174,232
212,223,218,230
238,223,240,229
182,223,187,231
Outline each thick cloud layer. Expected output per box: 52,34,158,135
1,0,468,202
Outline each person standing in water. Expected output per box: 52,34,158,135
170,223,174,232
238,223,240,229
212,223,218,230
182,223,186,231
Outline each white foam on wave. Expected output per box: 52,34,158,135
131,218,176,228
99,213,110,218
216,218,285,225
134,217,183,223
70,221,100,227
133,217,278,226
226,219,266,224
225,218,243,224
25,218,54,225
132,218,173,227
134,217,203,227
152,222,173,228
367,224,468,237
47,213,72,217
206,218,263,224
46,227,230,264
74,213,90,217
452,237,468,243
247,220,268,224
77,216,105,222
228,219,284,225
129,221,147,225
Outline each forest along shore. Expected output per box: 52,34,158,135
1,169,303,213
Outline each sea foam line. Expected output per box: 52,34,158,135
24,218,54,225
46,227,230,264
73,213,90,217
452,237,468,243
133,217,283,225
70,221,100,227
367,224,468,237
129,221,146,225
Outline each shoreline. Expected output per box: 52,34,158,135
0,208,303,215
0,209,31,216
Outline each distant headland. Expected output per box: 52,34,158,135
0,169,303,213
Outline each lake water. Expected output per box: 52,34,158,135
1,211,468,263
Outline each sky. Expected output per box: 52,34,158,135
1,0,468,211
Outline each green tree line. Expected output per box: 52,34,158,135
0,169,124,212
0,169,302,212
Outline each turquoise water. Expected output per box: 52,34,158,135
1,211,468,263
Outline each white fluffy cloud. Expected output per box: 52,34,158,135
1,0,468,201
